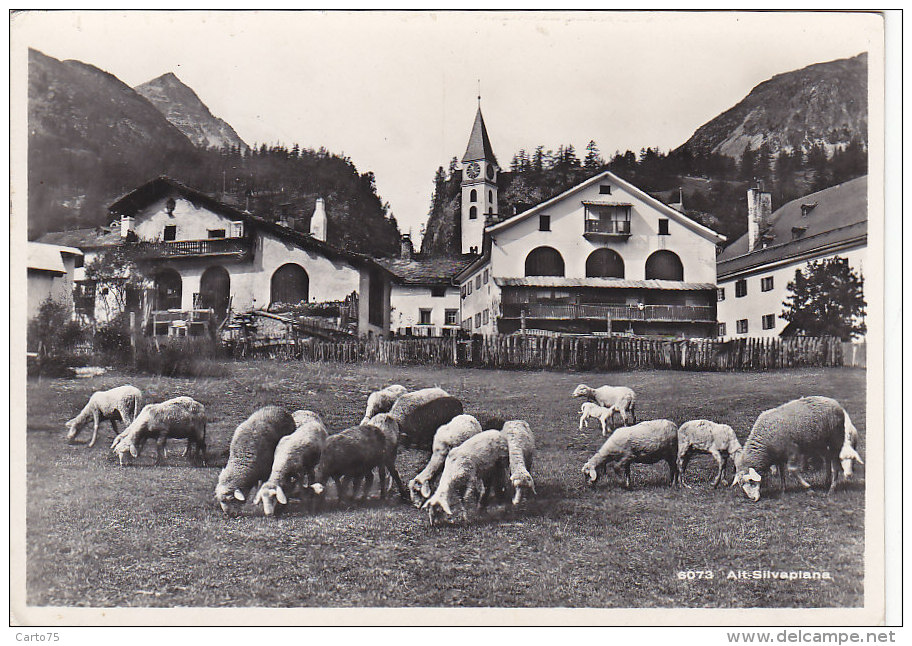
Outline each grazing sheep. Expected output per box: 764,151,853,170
581,419,678,489
578,402,618,437
571,384,636,426
215,406,296,513
476,414,506,431
839,410,864,479
111,397,206,467
732,396,851,502
253,410,329,517
408,414,483,506
360,384,408,424
66,385,143,447
503,420,536,504
422,429,510,525
676,420,743,488
385,387,464,450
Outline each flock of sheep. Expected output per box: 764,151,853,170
63,379,865,525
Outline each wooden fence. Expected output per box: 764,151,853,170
259,335,858,371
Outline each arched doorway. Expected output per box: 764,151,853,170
524,246,565,277
154,268,183,310
270,263,309,306
585,249,625,278
645,250,684,281
200,265,231,319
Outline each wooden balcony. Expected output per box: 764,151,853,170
503,303,716,323
128,237,253,260
583,219,631,240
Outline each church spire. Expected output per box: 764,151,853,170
462,104,498,166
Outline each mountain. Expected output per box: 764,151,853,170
134,73,248,151
679,53,868,158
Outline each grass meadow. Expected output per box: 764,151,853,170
25,361,866,608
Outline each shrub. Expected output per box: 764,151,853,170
132,336,228,378
27,298,87,377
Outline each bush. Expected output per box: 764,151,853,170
132,336,228,378
28,298,87,357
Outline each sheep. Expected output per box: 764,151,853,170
838,409,864,480
65,385,143,448
732,396,852,502
385,387,464,450
676,420,743,488
578,402,618,437
253,410,329,517
111,397,206,467
215,406,296,513
571,384,636,426
581,419,678,489
360,384,408,424
422,429,510,525
407,414,483,506
503,420,536,504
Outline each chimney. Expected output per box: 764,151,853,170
747,185,772,252
310,197,327,241
400,234,414,260
120,215,135,239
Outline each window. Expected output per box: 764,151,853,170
761,276,774,292
736,319,748,334
445,309,458,326
163,225,177,241
718,322,726,337
419,309,432,325
717,288,725,302
599,185,612,195
469,206,478,220
539,215,551,231
463,318,472,331
430,286,446,297
483,269,489,284
470,189,477,202
475,275,482,289
735,279,747,298
475,312,482,328
460,285,466,299
584,204,631,235
207,229,226,239
466,281,473,295
483,309,489,325
488,190,493,203
762,314,776,330
658,219,670,235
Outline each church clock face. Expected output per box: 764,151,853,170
486,164,495,180
466,162,480,179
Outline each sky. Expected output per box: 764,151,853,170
13,11,879,241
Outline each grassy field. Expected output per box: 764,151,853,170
25,361,866,608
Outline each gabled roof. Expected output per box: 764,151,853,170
716,176,867,277
462,106,498,165
486,170,726,244
38,227,122,250
28,242,83,274
376,255,477,286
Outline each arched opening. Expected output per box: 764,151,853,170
585,249,625,278
524,246,565,277
270,263,309,306
154,268,183,310
469,206,478,220
645,250,684,281
200,265,231,319
488,189,493,203
470,189,477,202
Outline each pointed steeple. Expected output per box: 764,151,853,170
462,106,498,165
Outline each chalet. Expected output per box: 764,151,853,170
38,177,393,337
27,242,83,320
716,176,867,338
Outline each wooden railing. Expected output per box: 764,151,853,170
503,303,716,322
130,238,252,259
584,219,631,235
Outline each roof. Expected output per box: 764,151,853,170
462,106,498,165
37,227,122,250
28,242,82,274
487,170,726,244
494,277,717,291
376,255,477,286
717,176,867,278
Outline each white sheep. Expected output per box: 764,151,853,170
408,414,483,506
578,402,619,437
111,397,206,466
732,396,853,501
581,419,679,489
215,406,297,513
253,410,329,517
360,384,408,424
676,420,743,488
422,429,510,525
65,385,143,447
503,420,536,504
838,410,864,479
571,384,636,426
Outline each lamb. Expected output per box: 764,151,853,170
675,420,743,488
360,385,408,424
215,406,297,513
581,419,678,489
385,387,464,450
732,396,852,502
422,429,510,525
578,402,619,437
407,414,483,506
65,385,143,448
253,410,329,517
571,384,636,426
503,420,536,504
111,397,206,467
838,410,864,479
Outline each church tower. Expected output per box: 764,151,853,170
460,103,499,255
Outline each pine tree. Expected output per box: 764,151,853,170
584,140,602,170
781,256,866,340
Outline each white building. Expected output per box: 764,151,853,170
27,242,83,320
456,169,726,337
716,176,867,338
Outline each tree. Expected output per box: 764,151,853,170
584,140,602,170
83,246,150,323
780,256,866,340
